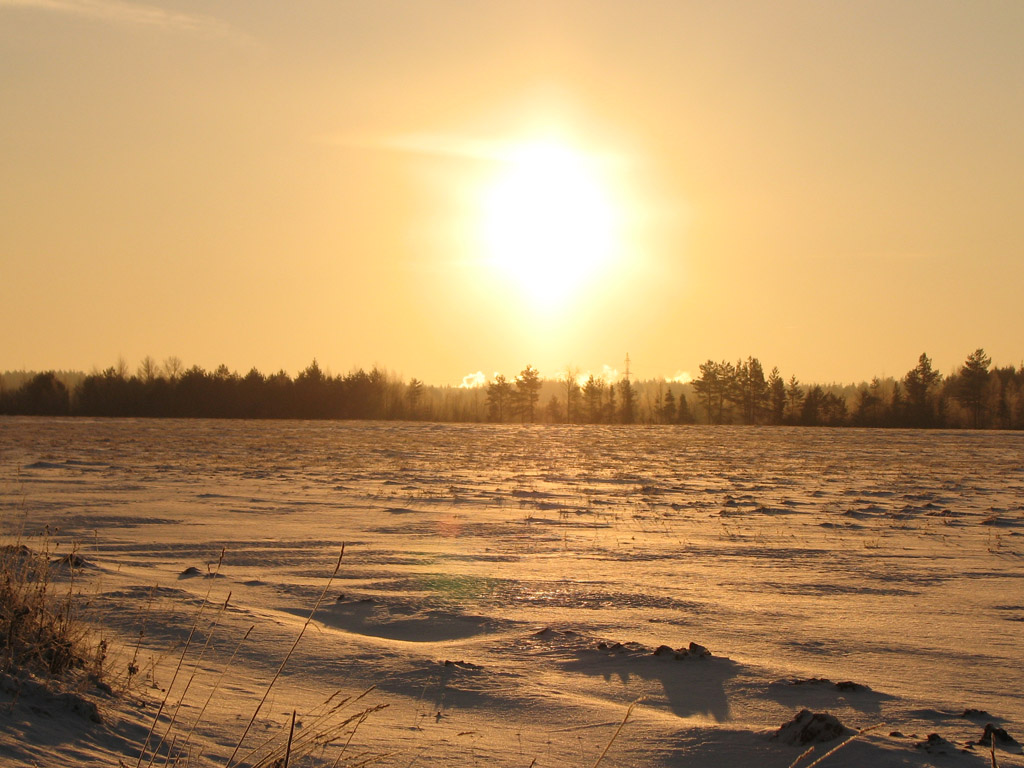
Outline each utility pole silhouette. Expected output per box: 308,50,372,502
624,353,631,384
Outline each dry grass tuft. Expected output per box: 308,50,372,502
0,538,106,690
2,538,390,766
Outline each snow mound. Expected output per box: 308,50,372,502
975,723,1023,753
915,733,958,754
772,709,850,745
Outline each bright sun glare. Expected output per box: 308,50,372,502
479,139,623,307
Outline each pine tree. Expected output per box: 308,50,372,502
785,375,804,424
406,378,425,418
582,375,604,423
563,366,581,423
676,391,693,424
605,384,617,424
767,367,786,425
618,379,635,424
693,361,720,423
515,365,542,423
903,353,941,427
486,375,513,422
955,348,992,428
661,387,677,423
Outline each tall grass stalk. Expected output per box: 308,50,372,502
125,586,157,693
591,698,640,768
146,591,233,768
135,549,226,768
234,690,350,767
284,710,297,768
330,688,383,767
788,722,883,768
229,686,387,766
224,545,346,768
167,624,254,766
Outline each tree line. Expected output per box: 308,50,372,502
685,349,1018,429
1,348,1022,429
0,359,407,421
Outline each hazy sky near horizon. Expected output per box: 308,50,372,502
3,1,1022,386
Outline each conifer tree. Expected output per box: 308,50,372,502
515,365,542,423
767,367,786,425
676,391,693,424
903,353,941,427
785,375,804,424
955,348,992,428
406,378,424,418
618,378,635,424
661,387,677,423
486,375,513,422
563,366,581,423
582,375,604,423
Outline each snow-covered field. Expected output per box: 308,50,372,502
2,417,1022,767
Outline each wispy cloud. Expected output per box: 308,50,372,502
1,0,234,36
601,365,621,382
570,365,622,386
459,371,486,389
669,371,692,384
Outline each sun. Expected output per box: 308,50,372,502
478,139,623,307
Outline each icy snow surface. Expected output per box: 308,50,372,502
1,417,1022,767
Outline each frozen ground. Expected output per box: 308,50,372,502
1,417,1022,767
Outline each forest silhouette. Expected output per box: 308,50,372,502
2,349,1022,430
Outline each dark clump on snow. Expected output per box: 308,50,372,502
0,544,33,557
772,709,849,745
783,677,871,693
442,659,482,670
177,565,223,580
596,640,645,654
687,641,712,657
532,627,579,637
591,638,713,659
834,680,870,692
51,553,90,569
916,733,957,754
1,544,46,579
652,641,712,660
971,724,1022,753
961,708,992,719
332,593,374,605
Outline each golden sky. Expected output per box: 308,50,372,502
2,1,1022,385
